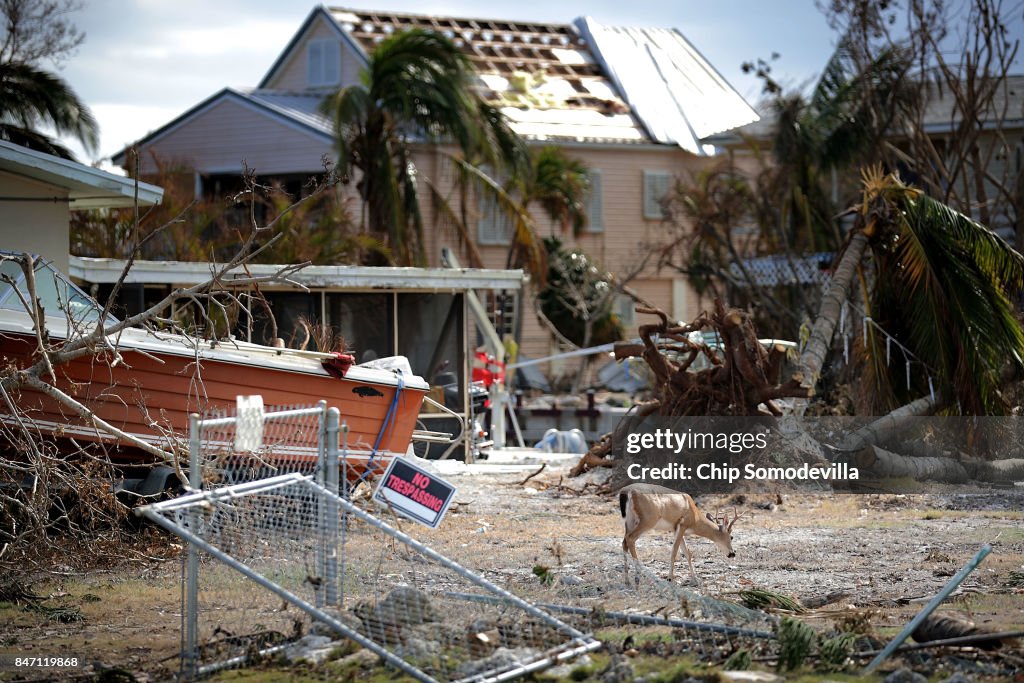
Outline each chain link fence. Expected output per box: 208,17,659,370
139,400,601,681
141,473,601,682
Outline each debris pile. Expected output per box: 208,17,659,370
571,301,810,476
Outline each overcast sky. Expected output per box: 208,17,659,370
57,1,846,165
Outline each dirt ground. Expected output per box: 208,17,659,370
2,453,1023,681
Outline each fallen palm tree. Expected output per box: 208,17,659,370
570,301,811,476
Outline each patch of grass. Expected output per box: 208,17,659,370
777,616,816,673
643,658,722,683
986,525,1024,543
533,564,555,586
593,626,674,646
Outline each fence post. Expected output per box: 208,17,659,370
184,413,201,680
339,420,349,609
324,408,340,606
314,401,328,608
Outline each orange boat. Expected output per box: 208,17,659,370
0,254,430,491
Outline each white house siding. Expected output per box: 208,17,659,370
0,171,70,271
134,98,330,178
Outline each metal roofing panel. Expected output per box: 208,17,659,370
575,17,759,154
244,90,333,133
69,256,524,291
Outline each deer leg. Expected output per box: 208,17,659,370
680,536,699,585
622,531,643,582
622,537,632,581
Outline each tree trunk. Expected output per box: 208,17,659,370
835,394,939,452
850,444,969,483
968,458,1024,483
794,230,870,413
850,445,1024,484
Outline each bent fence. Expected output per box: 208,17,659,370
139,473,600,683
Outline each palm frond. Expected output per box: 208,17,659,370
0,61,98,157
425,175,486,269
446,154,546,281
860,172,1024,414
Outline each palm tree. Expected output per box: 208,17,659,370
321,29,527,267
765,37,913,255
800,167,1024,415
0,61,98,159
520,146,590,236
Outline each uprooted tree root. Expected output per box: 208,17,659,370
571,301,811,476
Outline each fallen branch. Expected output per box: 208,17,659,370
517,463,546,485
19,373,178,463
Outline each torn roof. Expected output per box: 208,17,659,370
575,18,760,153
119,6,761,159
327,6,647,145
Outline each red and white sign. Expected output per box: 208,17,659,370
373,458,457,529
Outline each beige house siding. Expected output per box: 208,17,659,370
262,15,364,93
0,171,70,271
135,98,330,178
400,143,710,365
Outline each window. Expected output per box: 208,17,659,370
476,168,513,245
308,39,340,87
0,257,106,325
326,293,393,361
643,170,672,220
585,169,604,232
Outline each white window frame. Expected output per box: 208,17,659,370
308,39,341,88
643,170,672,220
584,169,604,233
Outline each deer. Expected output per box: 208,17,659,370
619,483,741,584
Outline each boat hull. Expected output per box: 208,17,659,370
1,331,427,485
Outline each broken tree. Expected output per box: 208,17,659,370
569,301,811,475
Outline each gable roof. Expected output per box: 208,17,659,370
257,5,367,89
1,140,163,209
121,5,760,157
256,5,758,149
111,88,334,167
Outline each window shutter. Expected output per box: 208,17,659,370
322,41,340,85
616,294,636,328
643,170,672,219
308,41,323,86
476,167,513,245
308,40,340,87
586,169,604,232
